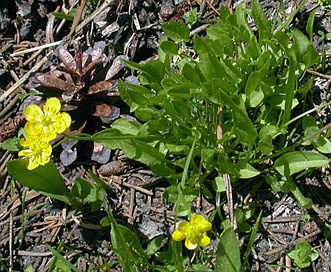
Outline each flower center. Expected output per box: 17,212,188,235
42,116,53,127
186,224,203,244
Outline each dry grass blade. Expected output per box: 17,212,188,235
68,0,86,38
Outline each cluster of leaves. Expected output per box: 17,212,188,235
74,1,328,269
92,1,329,211
5,0,331,270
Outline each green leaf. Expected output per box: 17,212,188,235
291,28,310,60
52,10,76,21
181,62,203,84
215,228,241,272
164,184,199,203
119,81,153,112
220,58,243,84
160,40,179,55
235,3,252,35
242,211,262,269
167,83,194,99
312,135,331,154
1,138,21,151
46,244,81,272
162,21,190,42
25,266,35,272
303,44,320,67
71,178,104,212
6,159,71,203
306,11,315,41
266,175,291,193
302,116,331,153
201,148,217,171
112,117,141,135
236,161,260,179
100,216,111,227
297,76,314,96
288,176,312,209
206,26,234,55
252,0,271,33
182,8,198,27
217,89,258,146
213,176,226,193
191,264,212,271
122,59,166,88
198,52,223,81
92,120,174,177
274,151,329,176
146,236,165,257
107,210,146,271
217,150,240,177
245,71,264,107
164,184,198,216
258,125,281,155
287,240,319,269
273,30,291,48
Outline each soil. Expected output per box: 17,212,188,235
1,0,331,271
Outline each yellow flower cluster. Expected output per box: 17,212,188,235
18,97,71,170
172,214,212,250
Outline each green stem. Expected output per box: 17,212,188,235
281,99,331,128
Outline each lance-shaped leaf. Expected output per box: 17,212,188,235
274,151,329,176
7,159,71,203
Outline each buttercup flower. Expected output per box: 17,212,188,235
24,97,71,141
18,136,52,170
172,214,212,250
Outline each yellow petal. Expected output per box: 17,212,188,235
177,220,189,232
38,155,51,166
25,122,44,135
19,138,30,148
172,230,185,241
199,234,211,247
53,113,71,134
18,149,31,157
27,159,39,170
40,142,53,156
61,112,71,128
191,214,212,232
19,136,52,170
24,105,43,122
185,238,198,250
44,97,61,117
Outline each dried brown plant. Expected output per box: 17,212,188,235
28,42,129,165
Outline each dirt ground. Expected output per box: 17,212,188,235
1,0,331,271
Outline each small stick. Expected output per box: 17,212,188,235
224,173,237,232
307,69,331,80
285,255,291,272
68,0,86,37
17,251,53,257
9,40,64,57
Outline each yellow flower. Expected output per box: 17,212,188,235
18,136,52,170
24,97,71,141
172,214,212,250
